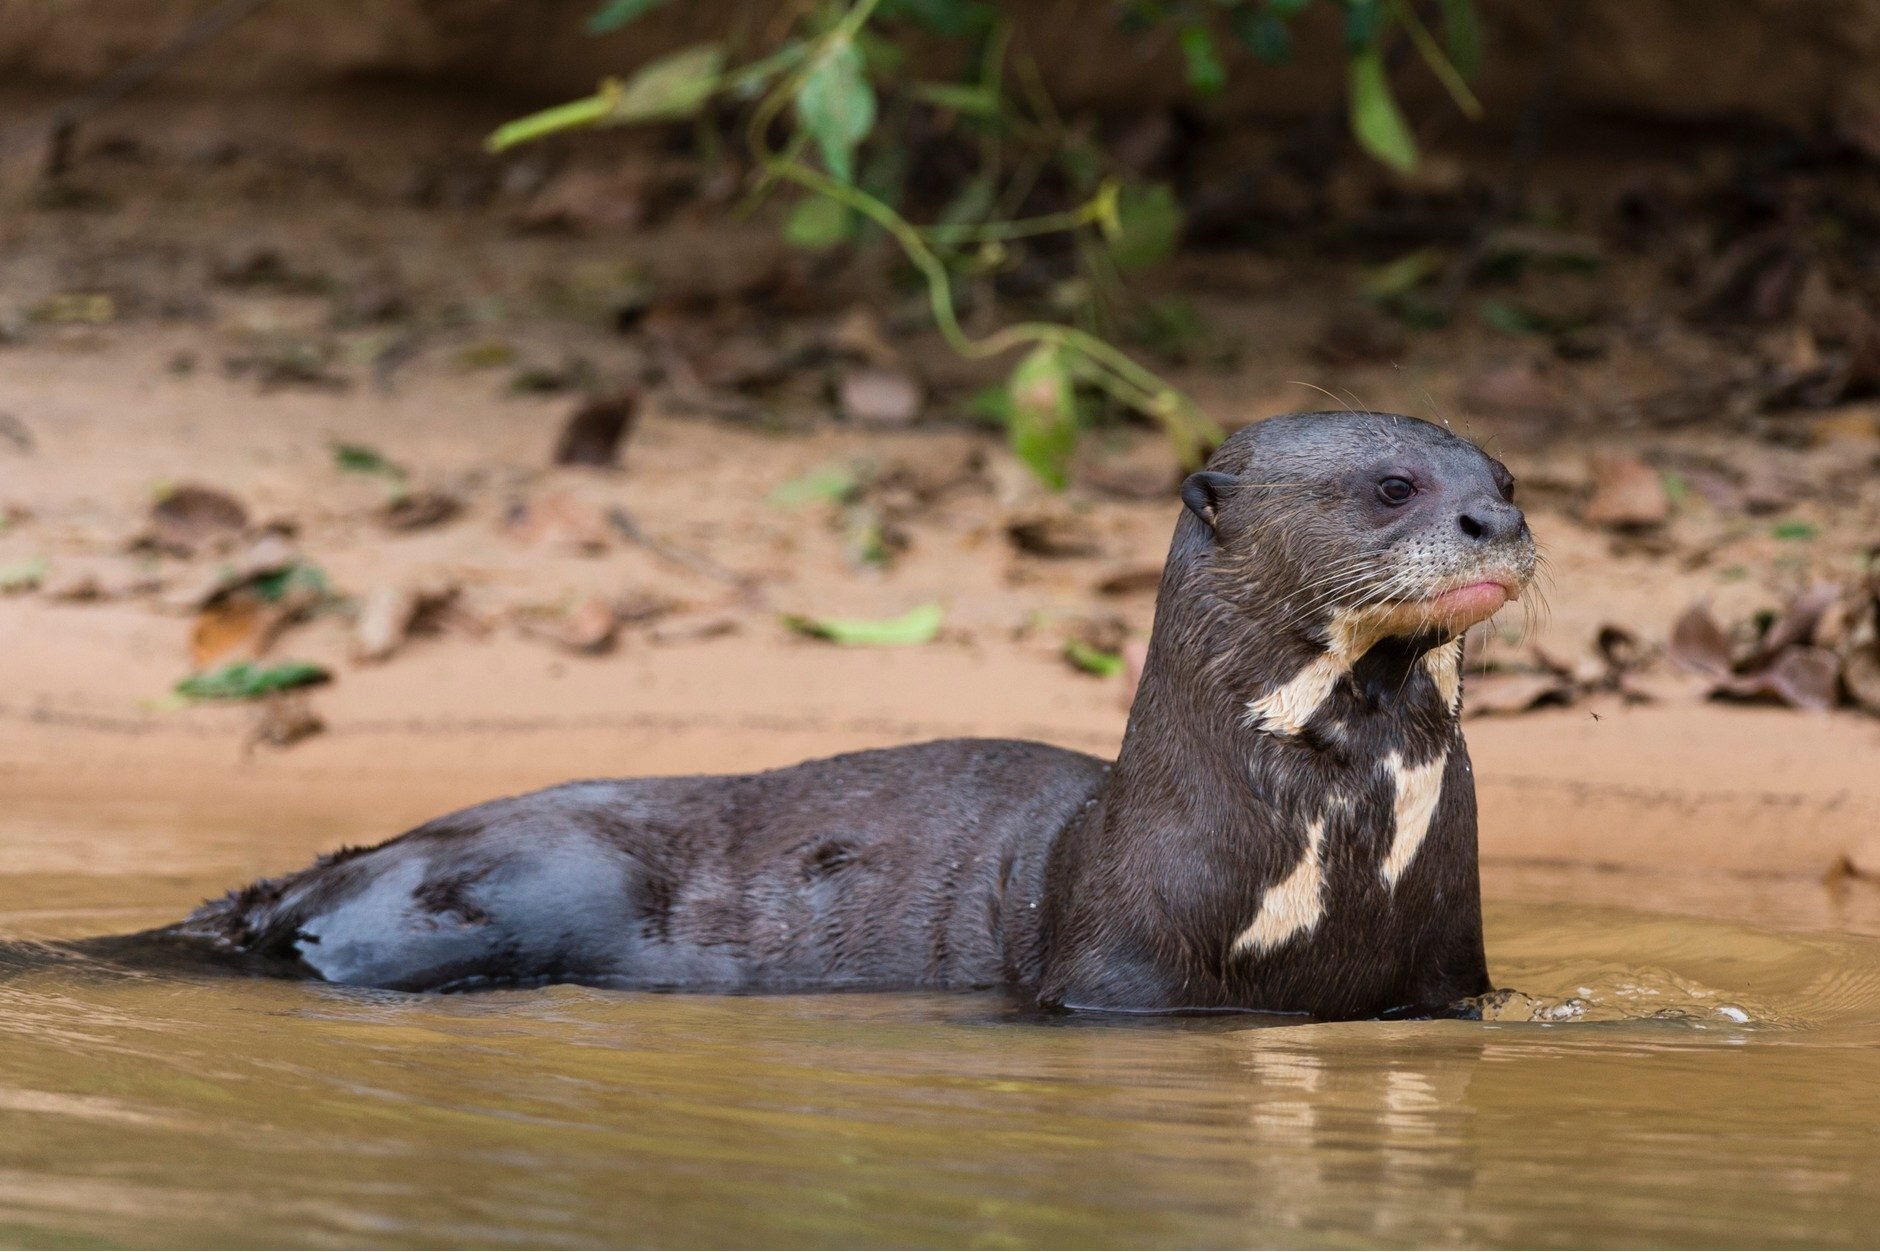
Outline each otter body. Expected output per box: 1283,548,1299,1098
182,740,1106,995
131,411,1537,1018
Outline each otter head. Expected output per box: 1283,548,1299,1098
1180,411,1537,654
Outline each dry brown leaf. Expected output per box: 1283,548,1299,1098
191,600,276,668
1095,566,1164,597
1721,645,1841,710
1842,598,1880,717
553,393,639,467
379,490,463,532
1007,514,1102,559
1583,453,1669,529
1668,603,1733,678
1463,671,1574,718
244,692,325,753
1755,581,1842,660
148,485,248,555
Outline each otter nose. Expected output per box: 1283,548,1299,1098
1457,499,1524,543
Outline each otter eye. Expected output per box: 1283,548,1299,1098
1500,476,1517,504
1377,477,1416,505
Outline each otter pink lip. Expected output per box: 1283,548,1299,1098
1422,580,1515,619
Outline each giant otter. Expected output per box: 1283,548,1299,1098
133,411,1536,1017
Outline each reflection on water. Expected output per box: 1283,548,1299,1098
2,821,1879,1247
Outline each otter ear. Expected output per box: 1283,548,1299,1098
1180,470,1237,531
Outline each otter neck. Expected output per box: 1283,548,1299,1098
1103,553,1461,836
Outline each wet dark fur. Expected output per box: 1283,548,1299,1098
72,411,1532,1018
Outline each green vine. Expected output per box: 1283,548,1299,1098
489,0,1480,486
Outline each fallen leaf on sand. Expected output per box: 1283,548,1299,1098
514,596,621,654
1096,566,1164,597
1064,639,1125,678
767,465,862,510
614,590,682,628
553,393,639,467
175,660,330,701
649,613,741,645
0,557,46,592
1719,645,1841,710
1753,581,1841,660
379,489,463,531
1582,453,1670,529
148,485,248,555
192,599,273,668
782,603,944,647
159,536,303,614
354,584,421,663
837,367,923,425
245,692,325,752
1842,592,1880,717
1007,514,1102,559
1667,603,1734,678
333,442,406,481
1464,671,1574,717
0,411,33,453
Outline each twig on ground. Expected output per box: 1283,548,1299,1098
606,506,754,592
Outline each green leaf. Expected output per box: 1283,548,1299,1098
909,81,1000,116
783,196,857,250
612,44,726,123
250,561,329,604
1007,344,1079,490
175,660,330,701
1364,247,1446,300
1348,46,1418,173
332,441,405,479
965,383,1014,428
1232,9,1293,63
1771,521,1818,542
0,557,47,592
781,603,945,647
1107,181,1184,271
585,0,671,35
767,464,862,508
795,41,877,183
1179,25,1227,97
1064,640,1125,678
1439,0,1483,81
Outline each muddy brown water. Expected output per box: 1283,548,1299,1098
3,802,1879,1249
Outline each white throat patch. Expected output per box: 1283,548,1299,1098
1424,637,1463,714
1231,817,1328,956
1380,750,1448,888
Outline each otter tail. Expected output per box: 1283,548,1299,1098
0,914,314,984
